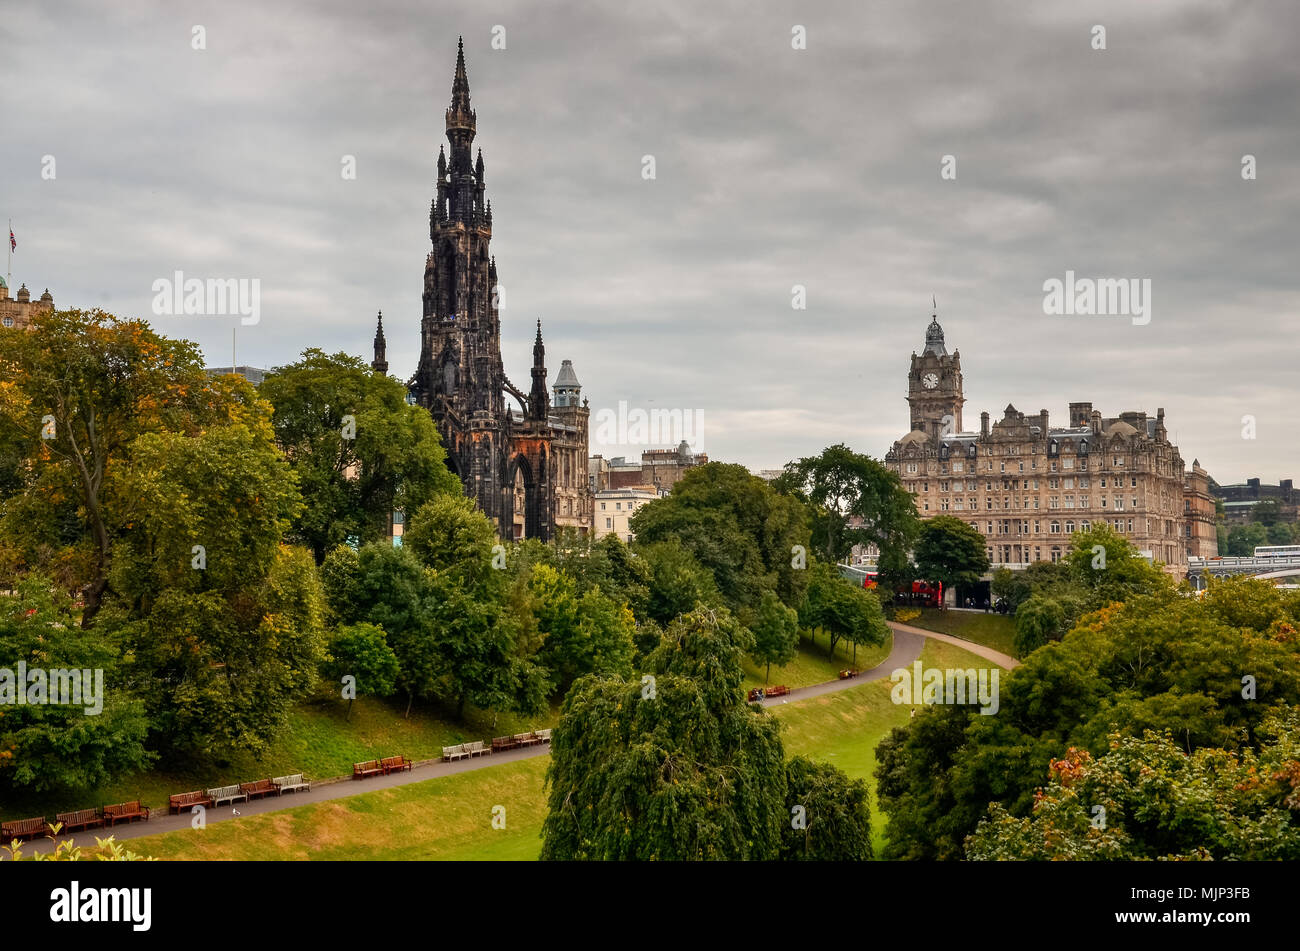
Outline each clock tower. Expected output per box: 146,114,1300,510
906,313,964,441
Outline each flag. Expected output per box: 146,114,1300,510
8,230,13,252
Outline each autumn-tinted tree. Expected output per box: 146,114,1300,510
876,577,1300,860
966,711,1300,860
0,309,238,624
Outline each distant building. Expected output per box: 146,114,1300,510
1214,477,1297,524
205,365,269,385
884,312,1206,575
1183,460,1219,559
0,278,54,329
754,469,785,482
594,486,660,542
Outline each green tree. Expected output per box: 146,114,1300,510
781,755,873,860
1013,594,1066,657
773,444,919,588
540,608,787,860
637,539,721,625
1251,498,1282,527
912,515,990,607
0,576,152,792
798,560,889,663
527,561,635,695
630,463,811,613
323,622,400,720
1227,523,1268,556
259,350,461,562
751,589,799,682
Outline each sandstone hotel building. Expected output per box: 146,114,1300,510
884,314,1217,576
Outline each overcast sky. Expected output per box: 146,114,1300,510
4,0,1297,483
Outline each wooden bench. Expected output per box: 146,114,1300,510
466,740,490,758
168,790,214,815
442,744,470,762
536,729,552,744
515,732,541,748
272,773,310,795
838,669,859,680
102,801,150,827
1,816,49,843
353,760,384,779
55,808,105,833
491,735,520,753
240,778,279,800
766,684,790,698
380,755,412,774
207,785,247,807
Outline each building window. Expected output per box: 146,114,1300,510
1065,520,1075,534
954,461,964,473
1050,547,1062,563
600,502,606,510
1,317,12,328
906,463,918,473
605,518,612,528
1050,521,1060,534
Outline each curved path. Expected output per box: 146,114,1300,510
16,621,1016,855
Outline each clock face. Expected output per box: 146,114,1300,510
922,372,939,390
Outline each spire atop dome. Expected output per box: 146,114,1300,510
923,306,947,357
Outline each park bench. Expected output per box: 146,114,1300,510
1,816,49,843
491,735,519,752
536,728,552,743
55,808,105,833
240,779,279,800
272,773,310,795
380,755,412,774
839,669,859,680
514,732,540,748
353,760,384,779
102,801,150,827
466,740,490,758
168,790,214,814
207,784,247,807
747,687,766,702
766,684,790,698
442,744,470,762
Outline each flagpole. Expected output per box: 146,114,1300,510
6,218,11,292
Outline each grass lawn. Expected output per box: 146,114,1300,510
741,630,893,691
907,608,1017,658
773,638,1001,857
1,696,556,823
131,757,548,861
19,639,1002,861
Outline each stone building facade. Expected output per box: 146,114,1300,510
0,278,54,329
383,39,591,540
884,314,1207,574
1215,477,1297,524
1183,461,1219,559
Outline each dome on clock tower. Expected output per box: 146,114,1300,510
923,315,947,357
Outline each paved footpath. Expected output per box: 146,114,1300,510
16,620,1015,855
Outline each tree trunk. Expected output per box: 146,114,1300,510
346,697,354,721
457,693,467,720
765,660,771,684
405,691,413,719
